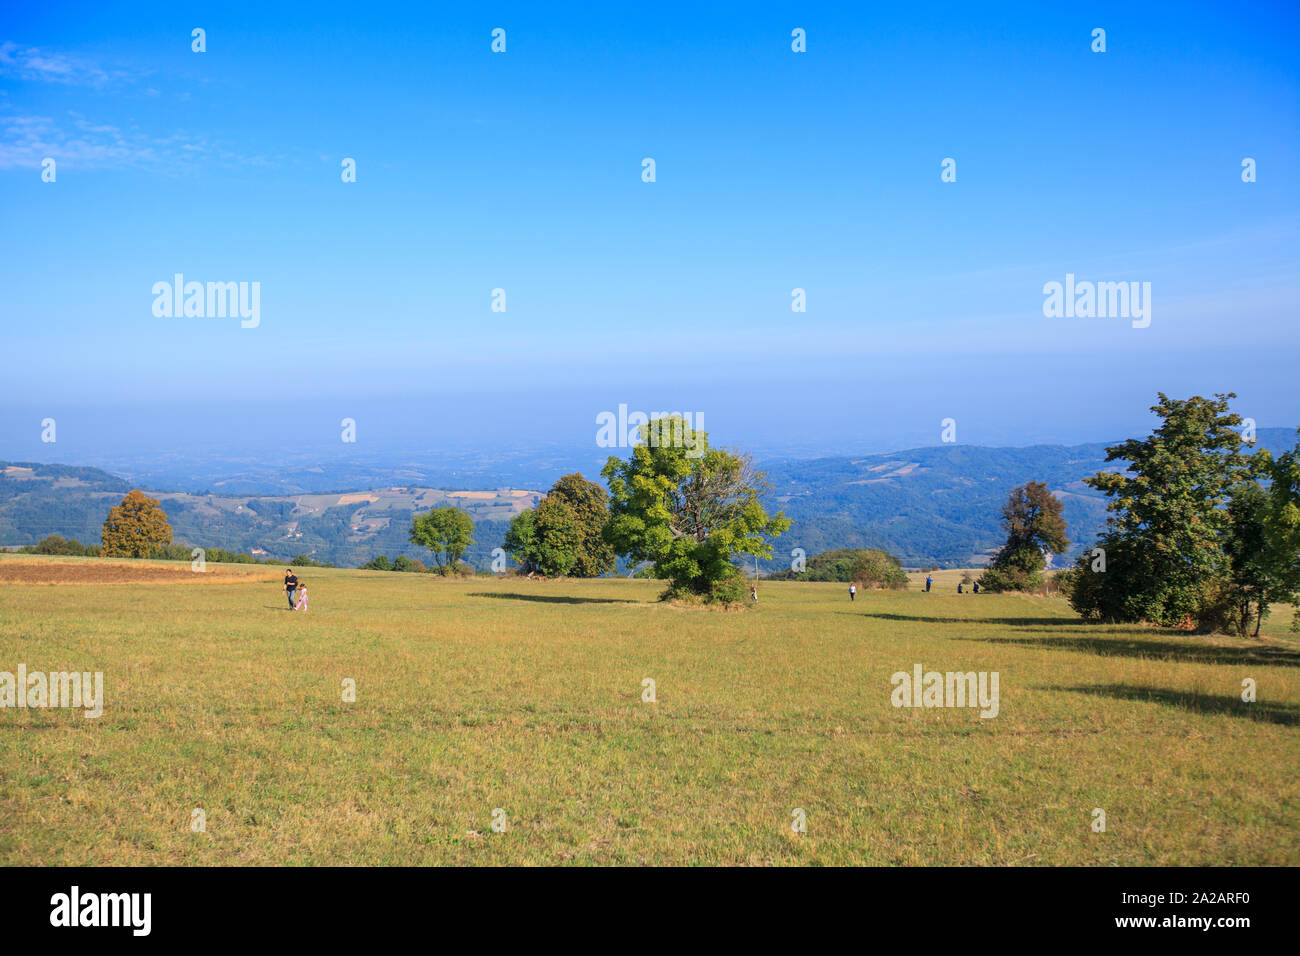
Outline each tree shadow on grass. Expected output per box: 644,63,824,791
1056,683,1300,726
860,612,1092,628
962,634,1300,668
468,592,639,605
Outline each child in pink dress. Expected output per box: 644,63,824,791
293,582,308,611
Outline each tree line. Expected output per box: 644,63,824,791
27,396,1295,628
58,418,790,604
389,417,791,603
978,394,1299,636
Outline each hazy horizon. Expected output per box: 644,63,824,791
3,2,1298,473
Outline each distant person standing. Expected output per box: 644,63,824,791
284,568,299,610
750,584,758,603
849,583,857,603
957,582,963,594
973,581,980,594
925,574,933,593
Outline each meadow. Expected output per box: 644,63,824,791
1,555,1296,866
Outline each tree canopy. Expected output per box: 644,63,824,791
101,490,173,558
1061,393,1299,633
978,481,1068,592
409,506,474,575
602,416,790,601
504,474,615,577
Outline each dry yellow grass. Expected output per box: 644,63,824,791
1,555,1296,865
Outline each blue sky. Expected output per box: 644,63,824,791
1,1,1297,466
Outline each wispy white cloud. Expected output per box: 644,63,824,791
0,110,279,173
0,41,144,87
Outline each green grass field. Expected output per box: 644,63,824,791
2,554,1297,866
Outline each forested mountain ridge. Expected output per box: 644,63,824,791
758,428,1297,569
2,428,1293,570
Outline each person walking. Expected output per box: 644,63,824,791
293,582,309,612
849,583,857,602
284,567,299,610
925,574,933,593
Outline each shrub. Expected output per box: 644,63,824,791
26,535,89,556
978,565,1031,593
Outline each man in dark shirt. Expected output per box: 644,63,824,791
284,568,299,610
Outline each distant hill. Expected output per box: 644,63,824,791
3,427,1294,570
0,463,539,569
756,427,1298,570
0,463,131,545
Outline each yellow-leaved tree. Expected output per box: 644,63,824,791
101,490,173,557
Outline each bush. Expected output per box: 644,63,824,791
848,550,909,589
710,571,750,605
202,548,260,564
666,567,749,606
768,547,907,585
147,543,192,561
25,535,90,556
978,565,1033,593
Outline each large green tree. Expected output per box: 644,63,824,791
409,506,474,575
1221,480,1273,636
1174,435,1300,637
101,490,173,558
978,481,1068,592
602,416,790,601
1067,393,1248,627
504,474,615,577
1240,432,1300,633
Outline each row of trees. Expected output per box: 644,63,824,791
979,394,1299,636
767,548,908,587
495,418,790,602
376,418,791,601
23,420,791,603
21,535,102,557
43,398,1297,629
20,492,334,567
361,554,427,572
